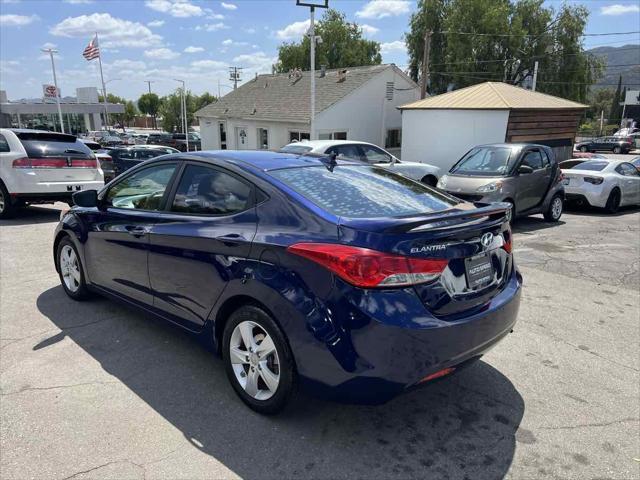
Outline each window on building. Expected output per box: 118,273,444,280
385,129,402,149
257,128,269,149
289,131,310,143
219,122,227,150
318,131,347,141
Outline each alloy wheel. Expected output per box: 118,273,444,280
551,197,563,220
229,320,280,400
0,190,4,213
60,245,81,293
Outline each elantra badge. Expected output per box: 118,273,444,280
410,244,446,254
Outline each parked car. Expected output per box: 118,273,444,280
571,152,607,160
279,140,441,186
575,137,633,154
54,151,521,413
79,139,116,182
562,159,640,213
0,128,104,218
436,143,565,222
99,135,124,148
108,145,180,176
132,133,149,145
630,156,640,172
147,132,201,151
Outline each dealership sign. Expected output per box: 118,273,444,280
42,84,59,98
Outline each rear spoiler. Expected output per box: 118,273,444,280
340,203,512,233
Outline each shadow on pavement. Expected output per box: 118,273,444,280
564,203,640,217
0,205,63,226
512,216,566,234
36,286,525,480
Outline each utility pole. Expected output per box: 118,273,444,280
420,30,432,99
174,79,188,151
144,80,156,129
229,66,242,90
41,48,65,133
531,61,539,91
599,110,604,136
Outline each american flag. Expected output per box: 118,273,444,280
83,34,100,61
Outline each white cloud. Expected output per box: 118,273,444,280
42,42,57,49
207,12,225,20
222,38,248,47
63,0,93,4
0,14,38,26
356,0,411,19
51,13,163,48
145,0,204,18
148,20,165,27
380,40,406,55
195,22,228,31
233,51,275,71
191,59,227,70
276,20,310,41
360,24,379,36
600,4,640,15
0,60,22,75
221,2,237,10
144,47,180,60
184,45,204,53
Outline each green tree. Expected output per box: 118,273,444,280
405,0,603,102
195,92,217,111
274,9,382,72
586,88,615,121
123,101,138,127
138,93,161,129
609,75,622,121
159,91,196,133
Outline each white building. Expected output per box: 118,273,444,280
195,64,418,156
399,82,586,173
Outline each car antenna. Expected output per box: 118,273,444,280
321,152,338,172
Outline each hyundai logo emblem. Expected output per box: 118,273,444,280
481,232,494,248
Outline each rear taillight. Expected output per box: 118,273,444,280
12,157,97,168
287,243,447,288
72,159,99,168
584,176,604,185
502,229,513,254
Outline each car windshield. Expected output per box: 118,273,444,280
280,145,313,154
270,165,458,218
572,161,608,171
16,132,93,158
450,146,515,176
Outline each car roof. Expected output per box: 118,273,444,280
185,150,363,172
283,139,376,150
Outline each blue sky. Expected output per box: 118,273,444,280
1,0,639,101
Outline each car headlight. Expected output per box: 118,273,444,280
436,176,448,189
477,181,503,193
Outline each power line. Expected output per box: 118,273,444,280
435,30,640,37
430,71,640,85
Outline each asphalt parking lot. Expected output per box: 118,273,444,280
1,202,639,480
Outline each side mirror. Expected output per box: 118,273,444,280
72,189,98,208
518,165,534,175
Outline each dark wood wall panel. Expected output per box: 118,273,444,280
506,108,584,144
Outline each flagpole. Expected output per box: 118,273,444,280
95,32,109,129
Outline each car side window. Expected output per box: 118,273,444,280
117,150,135,160
136,150,160,160
0,134,10,153
541,150,551,168
106,163,177,210
170,164,252,216
521,150,544,170
334,145,363,160
619,163,639,176
359,145,392,164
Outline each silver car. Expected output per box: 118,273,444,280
436,143,565,222
279,140,441,186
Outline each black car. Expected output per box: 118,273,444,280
108,146,180,176
146,132,201,151
80,139,116,182
575,137,633,154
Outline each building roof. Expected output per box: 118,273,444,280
196,64,414,123
399,82,587,110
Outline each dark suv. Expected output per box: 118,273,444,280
436,143,566,222
108,145,179,176
146,133,200,152
575,137,633,154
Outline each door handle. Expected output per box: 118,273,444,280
125,226,148,237
215,233,245,246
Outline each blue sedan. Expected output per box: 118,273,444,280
54,151,521,414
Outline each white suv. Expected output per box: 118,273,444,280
0,129,104,218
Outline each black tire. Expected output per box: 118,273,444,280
0,181,15,219
605,188,621,213
55,237,92,300
222,305,296,415
579,146,588,152
421,175,438,187
613,146,622,154
544,195,563,222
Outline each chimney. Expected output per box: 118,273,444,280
320,65,326,78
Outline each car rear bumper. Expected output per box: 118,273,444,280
297,267,522,404
565,184,608,208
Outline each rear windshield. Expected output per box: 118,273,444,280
270,165,458,218
451,146,515,176
572,161,608,171
16,132,92,158
280,145,313,154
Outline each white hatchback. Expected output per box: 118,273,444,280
0,129,104,218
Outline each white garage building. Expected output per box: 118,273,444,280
195,64,418,156
399,82,587,174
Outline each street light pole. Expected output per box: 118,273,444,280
41,48,65,133
174,79,188,151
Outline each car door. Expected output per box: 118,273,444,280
616,162,640,204
514,148,548,211
84,161,179,306
147,162,258,330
